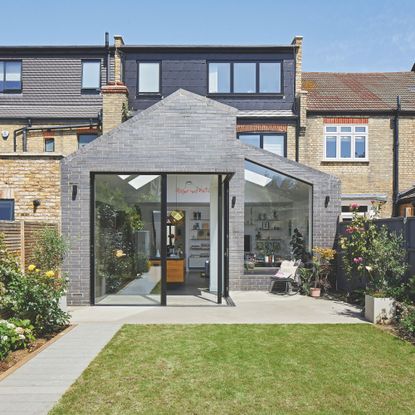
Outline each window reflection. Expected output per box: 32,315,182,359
244,161,311,274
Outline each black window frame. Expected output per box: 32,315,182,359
136,60,162,96
0,60,22,94
207,60,283,96
78,133,98,149
237,132,287,157
44,137,55,152
0,199,15,221
81,59,101,93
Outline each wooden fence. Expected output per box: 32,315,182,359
0,221,58,270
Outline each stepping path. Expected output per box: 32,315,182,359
0,323,121,415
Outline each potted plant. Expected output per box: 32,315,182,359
339,202,408,323
308,247,335,297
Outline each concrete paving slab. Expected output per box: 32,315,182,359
70,291,366,324
0,323,120,415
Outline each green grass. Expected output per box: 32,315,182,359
50,325,415,415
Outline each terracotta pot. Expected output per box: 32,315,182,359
310,288,321,297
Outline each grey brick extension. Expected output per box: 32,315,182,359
61,89,340,305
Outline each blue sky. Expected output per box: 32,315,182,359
1,0,414,72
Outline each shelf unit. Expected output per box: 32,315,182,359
188,207,210,269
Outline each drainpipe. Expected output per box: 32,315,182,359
105,32,110,84
295,96,300,162
392,95,401,216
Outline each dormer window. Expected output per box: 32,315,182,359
0,61,22,93
82,60,101,91
138,62,160,94
208,61,282,95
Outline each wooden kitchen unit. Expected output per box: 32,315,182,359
150,258,185,283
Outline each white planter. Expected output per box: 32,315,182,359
365,294,395,324
59,295,68,312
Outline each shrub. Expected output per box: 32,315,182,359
0,318,35,361
339,202,408,295
396,303,415,342
0,233,21,296
1,269,69,336
32,227,67,272
136,252,149,275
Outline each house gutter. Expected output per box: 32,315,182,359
13,119,100,152
392,96,401,216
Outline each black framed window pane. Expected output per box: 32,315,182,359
340,136,351,158
326,136,337,158
4,61,21,91
138,63,160,93
239,134,260,148
82,61,100,89
355,137,366,158
78,134,97,148
234,63,256,93
208,63,230,93
263,135,285,156
45,138,55,152
259,63,281,93
0,200,14,221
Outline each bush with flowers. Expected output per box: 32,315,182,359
1,265,69,337
0,318,35,360
339,201,408,297
0,229,70,345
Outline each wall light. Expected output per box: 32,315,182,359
325,196,330,208
232,196,236,208
33,199,41,212
72,185,78,201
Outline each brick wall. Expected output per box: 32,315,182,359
62,90,340,305
0,156,61,221
0,122,99,155
300,115,394,216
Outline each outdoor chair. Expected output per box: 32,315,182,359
269,260,301,295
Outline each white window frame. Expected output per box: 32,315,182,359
323,125,368,161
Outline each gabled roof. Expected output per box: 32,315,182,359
303,72,415,113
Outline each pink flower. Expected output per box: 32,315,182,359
353,257,363,264
350,203,359,210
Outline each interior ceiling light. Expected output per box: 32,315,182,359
169,210,185,225
128,175,159,190
244,170,272,187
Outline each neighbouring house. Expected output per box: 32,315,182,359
301,70,415,220
0,36,115,222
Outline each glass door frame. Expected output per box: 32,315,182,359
90,172,232,306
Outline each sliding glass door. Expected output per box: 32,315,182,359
93,174,162,305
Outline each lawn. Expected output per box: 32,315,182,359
50,324,415,415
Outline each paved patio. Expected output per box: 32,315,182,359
0,292,366,415
71,291,366,324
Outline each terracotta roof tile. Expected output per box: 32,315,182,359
303,72,415,112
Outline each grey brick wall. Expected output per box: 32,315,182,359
61,89,340,305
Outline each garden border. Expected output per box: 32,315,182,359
0,324,75,382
